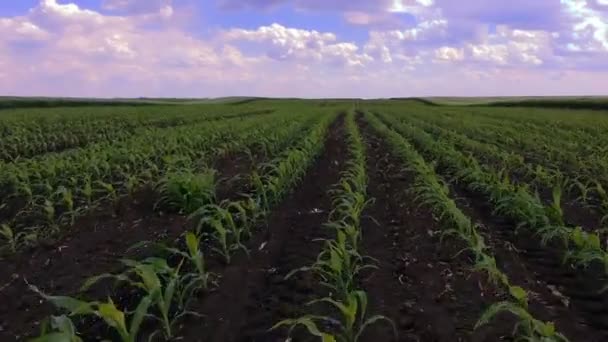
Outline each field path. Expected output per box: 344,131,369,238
357,115,514,342
178,115,347,341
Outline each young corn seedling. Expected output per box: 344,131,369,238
569,178,592,205
95,180,120,216
55,186,76,226
165,232,215,292
0,223,20,253
81,257,191,339
250,171,270,212
30,285,152,342
40,199,60,234
564,227,608,273
80,175,94,207
272,290,395,342
476,299,567,342
155,169,216,214
287,232,376,301
122,173,143,199
191,203,249,264
535,222,571,248
545,186,565,227
472,254,509,287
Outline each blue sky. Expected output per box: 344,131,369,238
0,0,607,97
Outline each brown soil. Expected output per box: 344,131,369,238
356,117,513,342
176,116,347,342
213,151,258,201
0,188,187,340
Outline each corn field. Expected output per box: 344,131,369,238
0,98,607,341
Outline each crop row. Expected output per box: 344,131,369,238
456,106,608,139
0,105,270,162
375,111,608,293
191,111,337,264
388,113,608,226
0,110,316,253
273,111,394,341
402,109,608,212
365,111,568,341
437,108,608,157
25,111,337,341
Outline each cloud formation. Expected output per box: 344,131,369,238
0,0,606,97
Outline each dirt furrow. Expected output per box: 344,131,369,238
177,116,347,342
357,118,512,342
450,184,608,341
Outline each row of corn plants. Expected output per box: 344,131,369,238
364,111,568,341
0,111,306,253
436,107,608,159
273,111,394,341
374,111,608,289
392,113,607,226
416,105,608,160
400,108,608,221
0,104,271,162
25,111,338,341
154,111,322,216
191,111,338,264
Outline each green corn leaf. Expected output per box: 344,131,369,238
185,232,199,256
508,286,528,306
129,295,153,341
97,299,129,341
589,233,601,250
29,285,96,315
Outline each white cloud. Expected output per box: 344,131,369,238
0,0,608,98
388,0,435,13
560,0,608,52
434,46,464,61
224,23,373,67
0,0,250,96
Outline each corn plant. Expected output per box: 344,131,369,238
80,174,94,207
165,232,215,292
81,257,192,339
272,290,395,342
30,285,152,342
95,180,120,216
55,186,76,226
277,112,393,341
564,227,607,271
476,301,567,342
191,202,250,264
288,231,377,300
545,186,565,227
155,169,216,214
0,223,19,253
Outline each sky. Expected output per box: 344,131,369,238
0,0,607,98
